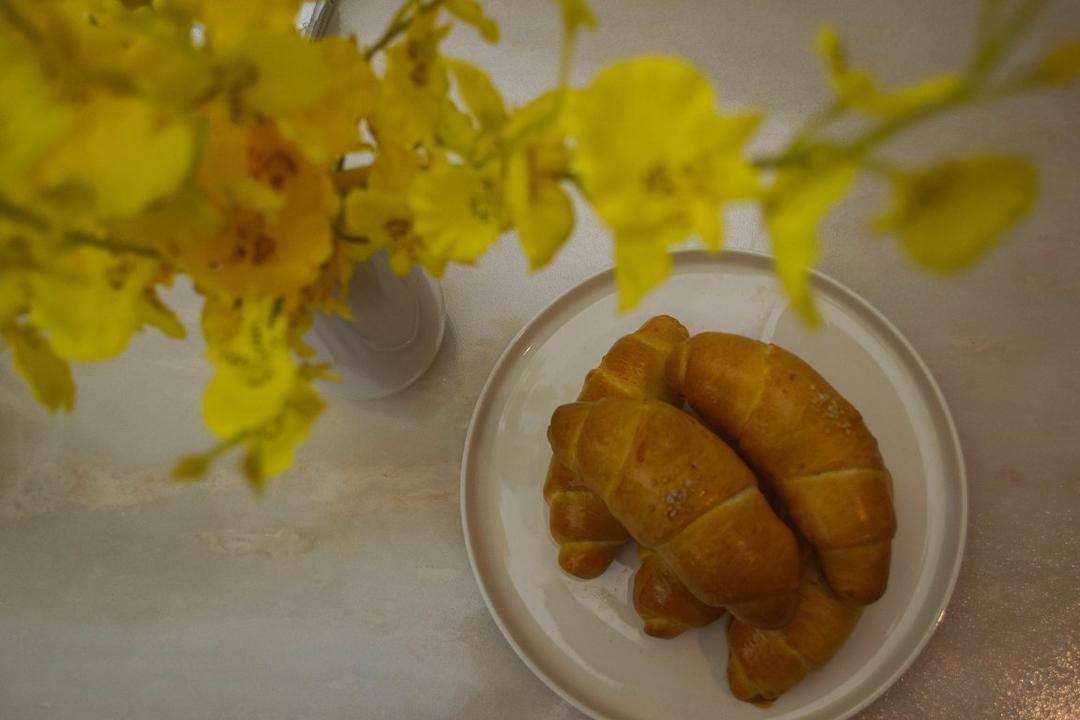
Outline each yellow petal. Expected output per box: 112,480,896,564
173,453,210,480
2,323,75,412
1036,39,1080,85
507,151,573,270
233,31,329,118
369,141,422,192
202,298,297,439
690,201,722,250
140,289,187,340
27,247,163,360
229,27,376,165
614,238,671,311
180,112,336,299
873,154,1036,271
0,34,74,201
199,293,241,349
201,0,304,48
375,11,449,149
41,96,195,219
436,98,480,157
342,188,410,262
446,59,507,131
445,0,499,42
0,270,27,325
247,377,325,478
765,164,857,325
409,164,503,264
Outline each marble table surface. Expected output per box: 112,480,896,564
1,1,1078,718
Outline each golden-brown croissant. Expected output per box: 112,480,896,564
549,398,801,628
726,557,862,704
543,315,689,579
668,332,897,604
633,545,725,639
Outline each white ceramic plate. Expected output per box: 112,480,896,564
460,249,966,720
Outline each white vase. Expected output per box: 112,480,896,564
306,251,446,400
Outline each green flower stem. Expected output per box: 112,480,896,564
970,0,1048,80
976,0,1006,52
364,0,444,61
860,155,902,178
754,0,1049,175
786,100,847,156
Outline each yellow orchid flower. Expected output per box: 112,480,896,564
342,143,448,276
242,374,326,488
410,163,505,267
567,55,760,307
201,295,297,440
873,154,1036,271
171,108,337,299
40,96,196,222
375,9,450,149
26,246,179,361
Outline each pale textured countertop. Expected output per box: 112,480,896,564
1,1,1078,719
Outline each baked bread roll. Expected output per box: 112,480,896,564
543,315,689,578
549,398,801,628
633,545,725,639
668,333,896,604
726,557,862,704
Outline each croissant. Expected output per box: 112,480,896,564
543,316,689,578
633,545,724,639
549,398,801,628
726,557,862,704
668,332,897,604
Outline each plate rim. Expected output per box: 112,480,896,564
459,248,968,720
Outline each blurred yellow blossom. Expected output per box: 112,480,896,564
243,373,326,487
342,143,449,276
0,0,1060,488
232,33,378,163
174,109,337,299
376,9,450,149
815,27,962,116
199,0,304,48
446,60,507,133
202,296,297,439
27,247,176,360
568,56,760,306
873,154,1036,271
410,163,505,266
765,164,856,325
1,324,75,412
505,93,573,270
40,96,196,221
1035,39,1080,85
